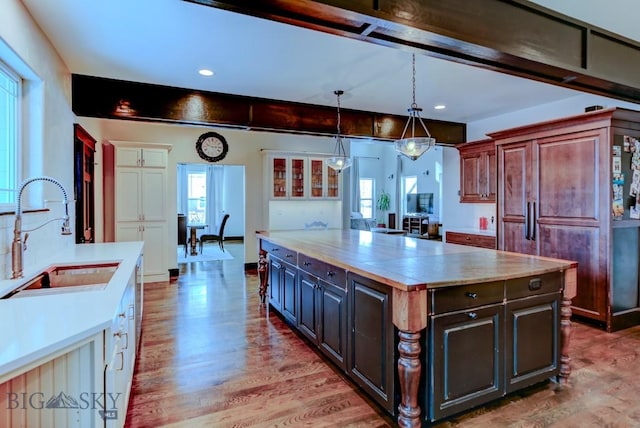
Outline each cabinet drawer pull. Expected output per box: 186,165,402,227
465,292,478,299
327,271,335,277
272,248,279,252
468,312,478,319
303,261,311,266
286,253,293,258
465,236,471,240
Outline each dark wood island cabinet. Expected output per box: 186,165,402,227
256,230,577,427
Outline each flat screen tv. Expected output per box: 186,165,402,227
406,192,433,215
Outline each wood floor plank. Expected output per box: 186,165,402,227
125,242,640,427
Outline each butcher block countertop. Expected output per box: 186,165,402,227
257,229,577,291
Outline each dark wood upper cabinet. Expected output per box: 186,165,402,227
73,124,96,244
458,139,496,203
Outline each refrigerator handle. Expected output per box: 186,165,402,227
531,202,536,241
525,202,531,240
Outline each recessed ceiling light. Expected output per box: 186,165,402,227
434,104,446,110
199,69,214,77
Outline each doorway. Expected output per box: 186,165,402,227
176,163,245,263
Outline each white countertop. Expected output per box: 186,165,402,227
0,241,143,380
446,227,496,237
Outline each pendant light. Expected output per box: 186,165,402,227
395,53,436,160
326,90,352,173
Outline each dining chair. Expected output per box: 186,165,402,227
199,214,230,253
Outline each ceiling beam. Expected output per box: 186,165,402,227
185,0,640,105
71,74,466,145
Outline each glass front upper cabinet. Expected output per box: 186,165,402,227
289,157,306,199
309,157,340,199
271,156,288,198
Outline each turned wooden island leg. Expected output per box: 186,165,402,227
257,248,268,304
393,288,428,428
397,330,422,428
559,265,577,385
559,295,573,383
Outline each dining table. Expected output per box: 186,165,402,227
187,223,207,255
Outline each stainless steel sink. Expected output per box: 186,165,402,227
2,262,119,298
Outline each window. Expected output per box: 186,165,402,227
403,175,417,214
0,60,20,205
359,178,374,219
187,171,207,223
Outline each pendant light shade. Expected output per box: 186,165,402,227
326,90,352,173
395,54,436,160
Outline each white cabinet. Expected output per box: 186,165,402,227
105,267,138,428
309,157,341,199
268,155,307,199
108,141,171,282
0,254,143,428
116,223,167,278
116,147,167,168
267,154,341,200
116,168,166,221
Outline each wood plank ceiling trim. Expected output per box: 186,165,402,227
71,74,466,145
185,0,640,104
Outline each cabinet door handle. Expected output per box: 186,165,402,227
468,312,478,319
465,292,478,299
272,248,279,252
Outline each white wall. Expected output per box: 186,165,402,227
351,140,444,227
468,93,640,141
351,141,397,223
0,0,75,279
221,166,245,237
397,147,444,221
269,201,342,230
78,117,345,267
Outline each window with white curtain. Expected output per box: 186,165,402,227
0,60,20,205
187,170,207,223
359,177,374,219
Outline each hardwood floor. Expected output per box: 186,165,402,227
125,242,640,427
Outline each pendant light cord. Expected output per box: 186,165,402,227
336,90,342,136
411,53,417,109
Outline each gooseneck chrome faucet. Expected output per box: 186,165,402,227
12,176,72,279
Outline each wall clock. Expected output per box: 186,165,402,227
195,131,228,162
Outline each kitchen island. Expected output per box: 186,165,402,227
0,241,143,427
256,229,577,427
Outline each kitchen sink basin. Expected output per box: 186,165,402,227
2,262,119,299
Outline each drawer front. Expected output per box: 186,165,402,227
432,281,504,314
506,272,562,300
298,254,346,288
262,240,297,265
446,231,496,249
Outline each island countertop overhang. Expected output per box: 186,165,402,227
256,229,577,291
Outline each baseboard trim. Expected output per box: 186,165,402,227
244,262,257,274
